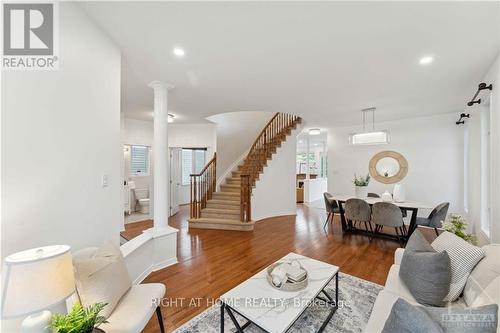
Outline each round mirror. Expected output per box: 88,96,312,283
369,151,408,184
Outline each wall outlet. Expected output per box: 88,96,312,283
102,174,109,187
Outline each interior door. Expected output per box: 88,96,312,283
170,148,181,216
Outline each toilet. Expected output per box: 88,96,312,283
134,188,150,214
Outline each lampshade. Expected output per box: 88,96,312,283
1,245,75,318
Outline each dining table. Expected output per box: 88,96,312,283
330,194,435,241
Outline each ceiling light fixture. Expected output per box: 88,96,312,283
349,107,389,145
309,128,321,136
168,113,175,123
173,47,185,57
419,56,434,65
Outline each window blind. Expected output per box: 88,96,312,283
131,145,149,176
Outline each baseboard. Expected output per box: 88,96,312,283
152,257,178,271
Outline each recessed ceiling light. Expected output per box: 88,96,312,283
419,56,434,65
173,48,185,57
309,128,321,136
168,113,175,123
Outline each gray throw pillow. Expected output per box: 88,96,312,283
399,230,451,306
383,298,499,333
382,298,444,333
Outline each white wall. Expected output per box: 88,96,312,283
252,128,298,221
122,119,217,206
467,52,500,244
207,111,274,182
327,113,464,216
1,3,122,258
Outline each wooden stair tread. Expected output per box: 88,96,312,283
202,207,239,213
188,218,255,231
207,199,240,205
189,217,253,224
221,184,241,188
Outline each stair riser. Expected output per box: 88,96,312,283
221,184,241,188
226,179,241,185
201,212,240,219
207,203,240,209
220,186,241,191
212,194,240,201
188,221,254,231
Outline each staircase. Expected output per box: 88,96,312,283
188,112,302,231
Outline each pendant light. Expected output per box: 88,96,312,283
349,107,389,145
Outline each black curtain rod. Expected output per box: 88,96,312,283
457,82,494,125
467,82,493,106
456,113,469,125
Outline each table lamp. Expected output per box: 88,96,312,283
1,245,75,333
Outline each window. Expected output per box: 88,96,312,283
181,148,207,185
130,145,150,176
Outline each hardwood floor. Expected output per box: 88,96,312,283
124,204,405,332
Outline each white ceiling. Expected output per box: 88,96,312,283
80,1,500,127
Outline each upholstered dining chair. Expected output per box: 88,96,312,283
367,192,380,198
345,198,373,234
371,202,405,244
323,192,340,230
416,202,450,236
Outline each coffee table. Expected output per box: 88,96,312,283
220,253,339,333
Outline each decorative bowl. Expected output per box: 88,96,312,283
266,262,308,292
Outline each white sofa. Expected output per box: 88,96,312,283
365,244,500,333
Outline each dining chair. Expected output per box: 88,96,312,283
345,198,373,234
323,192,340,230
367,192,380,198
371,202,405,244
416,202,450,236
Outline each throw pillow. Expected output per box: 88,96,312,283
431,231,486,302
399,230,451,306
382,298,444,333
383,298,499,333
73,241,132,318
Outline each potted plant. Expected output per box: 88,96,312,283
353,174,370,198
442,214,477,244
50,302,108,333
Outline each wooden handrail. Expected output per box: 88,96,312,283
190,153,217,219
239,113,301,222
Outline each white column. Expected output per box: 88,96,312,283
148,80,174,229
133,81,179,273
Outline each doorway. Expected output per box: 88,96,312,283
296,130,328,208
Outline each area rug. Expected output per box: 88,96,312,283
173,272,382,333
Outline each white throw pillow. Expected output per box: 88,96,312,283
431,231,485,302
73,242,132,318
